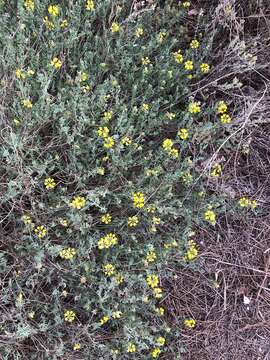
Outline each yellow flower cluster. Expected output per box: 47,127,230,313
204,209,216,225
44,16,54,30
184,60,193,71
98,233,118,249
100,315,109,325
182,1,191,8
146,274,163,298
216,100,232,124
44,177,56,189
22,99,33,109
135,27,144,37
166,112,176,120
51,57,62,69
34,225,47,238
190,39,200,49
64,310,76,322
184,240,198,261
200,63,210,73
156,336,166,346
24,0,34,11
145,250,157,263
239,197,257,209
141,57,151,66
59,248,76,260
86,0,95,10
111,22,120,33
162,139,179,158
164,240,178,249
151,348,161,358
48,5,59,17
142,103,150,111
69,196,86,209
128,216,139,227
173,50,183,64
133,192,145,208
121,136,132,146
127,343,136,353
22,214,32,225
103,111,113,121
97,126,109,138
100,213,112,224
16,68,34,79
73,343,81,351
184,318,196,328
103,263,115,276
211,164,222,177
157,31,166,43
156,307,165,316
188,102,201,114
178,128,189,140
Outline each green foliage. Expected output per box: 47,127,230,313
0,0,235,358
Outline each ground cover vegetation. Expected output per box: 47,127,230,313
0,0,269,359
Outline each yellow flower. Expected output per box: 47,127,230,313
146,204,156,213
156,337,166,346
133,192,145,208
188,102,201,114
182,1,191,8
22,214,32,225
114,273,124,284
77,71,88,82
48,5,59,17
184,318,196,328
135,27,144,37
51,57,62,69
100,315,109,325
59,248,76,260
204,209,216,225
142,103,150,112
70,196,86,209
34,225,47,238
103,263,115,276
200,63,210,73
43,16,55,30
145,250,157,263
238,197,249,207
97,167,105,175
24,0,34,11
211,164,222,177
190,39,200,49
178,128,189,140
146,274,159,288
184,60,193,71
185,240,198,261
250,200,257,209
15,69,26,79
157,31,166,43
152,217,161,225
121,136,132,146
169,148,179,158
73,343,81,351
220,113,231,124
151,348,161,358
44,177,56,190
111,22,120,33
86,0,95,10
59,218,69,227
153,287,163,298
155,307,164,316
22,99,33,108
98,233,118,250
60,19,68,28
127,343,136,353
141,57,151,66
128,216,139,227
97,126,110,138
162,138,173,151
103,111,113,121
173,50,183,64
217,100,228,114
166,112,176,120
111,349,119,355
64,310,76,322
100,213,112,224
103,136,115,149
112,311,122,319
